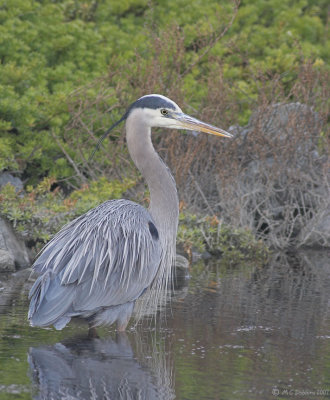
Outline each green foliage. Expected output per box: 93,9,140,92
0,178,135,246
0,0,327,253
177,212,269,267
177,213,206,254
0,176,269,262
0,0,328,182
0,0,146,180
69,177,135,214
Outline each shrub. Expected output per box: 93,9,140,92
0,0,328,250
177,212,269,267
0,177,135,248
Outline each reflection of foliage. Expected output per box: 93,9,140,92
0,252,329,399
0,177,134,247
172,252,330,399
177,213,269,266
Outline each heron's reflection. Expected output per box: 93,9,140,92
28,332,175,400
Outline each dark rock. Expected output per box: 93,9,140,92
0,217,31,271
247,102,322,141
0,268,32,310
0,249,15,272
175,254,189,269
298,207,330,248
232,103,328,248
0,172,23,192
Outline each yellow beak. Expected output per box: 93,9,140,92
174,113,233,138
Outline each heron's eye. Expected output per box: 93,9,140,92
160,109,168,116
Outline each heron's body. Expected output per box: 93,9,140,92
28,94,231,331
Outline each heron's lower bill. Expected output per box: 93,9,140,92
176,114,233,138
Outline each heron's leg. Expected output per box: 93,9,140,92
88,322,99,338
116,302,135,332
117,320,129,332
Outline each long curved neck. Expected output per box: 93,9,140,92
125,114,179,242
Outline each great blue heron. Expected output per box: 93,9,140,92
28,94,232,331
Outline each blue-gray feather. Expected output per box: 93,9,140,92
126,94,176,115
29,199,161,329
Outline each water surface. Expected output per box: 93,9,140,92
0,250,329,399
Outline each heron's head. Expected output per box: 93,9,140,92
126,94,232,138
91,94,232,159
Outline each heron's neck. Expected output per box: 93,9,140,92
126,116,179,241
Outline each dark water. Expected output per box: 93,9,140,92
0,250,329,400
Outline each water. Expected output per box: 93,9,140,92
0,250,329,399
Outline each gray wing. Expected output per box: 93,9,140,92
28,199,161,328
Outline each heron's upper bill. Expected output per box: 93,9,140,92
173,113,233,138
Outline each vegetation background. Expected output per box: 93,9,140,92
0,0,328,255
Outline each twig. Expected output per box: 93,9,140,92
188,170,215,216
50,130,87,183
